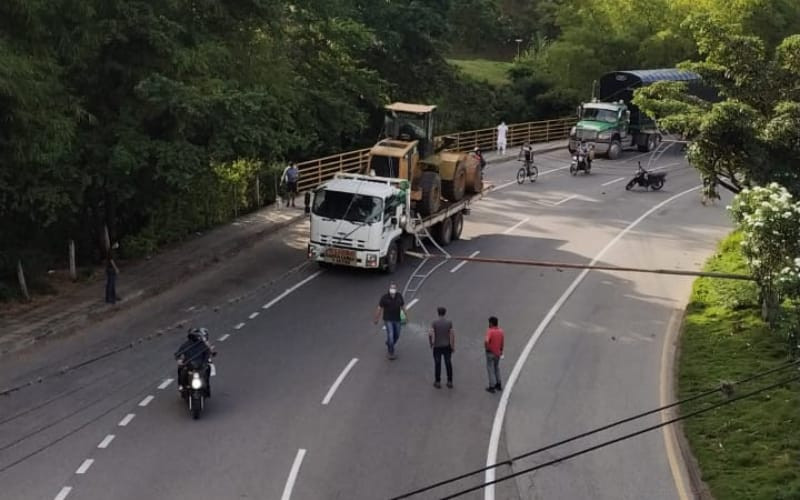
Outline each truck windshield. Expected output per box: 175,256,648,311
312,189,383,224
581,107,618,123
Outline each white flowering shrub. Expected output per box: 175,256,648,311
729,183,800,324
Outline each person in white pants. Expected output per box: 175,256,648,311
496,121,508,155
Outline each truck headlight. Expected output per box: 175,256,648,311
598,131,613,140
570,126,576,137
366,253,378,267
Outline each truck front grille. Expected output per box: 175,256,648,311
576,129,598,140
320,235,367,249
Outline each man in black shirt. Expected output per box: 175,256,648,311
373,282,408,360
429,307,455,388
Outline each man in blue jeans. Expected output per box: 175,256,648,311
373,282,407,360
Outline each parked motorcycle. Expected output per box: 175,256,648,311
569,145,592,175
626,162,666,191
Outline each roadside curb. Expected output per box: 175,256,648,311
671,309,715,500
0,211,308,357
663,307,713,500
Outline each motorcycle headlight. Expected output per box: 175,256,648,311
191,374,203,389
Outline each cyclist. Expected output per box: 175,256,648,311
518,142,534,175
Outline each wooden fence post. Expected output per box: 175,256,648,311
69,240,77,281
17,260,30,302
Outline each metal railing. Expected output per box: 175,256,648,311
295,116,574,193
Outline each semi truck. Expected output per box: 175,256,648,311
568,69,703,159
307,172,481,273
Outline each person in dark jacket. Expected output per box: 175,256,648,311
175,328,215,396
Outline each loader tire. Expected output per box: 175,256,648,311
419,171,441,216
442,162,467,202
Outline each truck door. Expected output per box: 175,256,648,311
619,109,629,141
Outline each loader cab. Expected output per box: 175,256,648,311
383,103,436,158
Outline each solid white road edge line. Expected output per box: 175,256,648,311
218,333,231,342
263,271,323,310
281,448,307,500
502,218,529,235
75,459,94,475
660,309,692,500
484,185,701,500
118,414,135,427
138,395,154,407
97,435,115,449
157,378,174,390
54,486,72,500
451,251,481,273
601,177,625,186
322,358,359,405
234,322,245,330
406,298,420,309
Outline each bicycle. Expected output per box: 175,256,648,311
516,159,539,184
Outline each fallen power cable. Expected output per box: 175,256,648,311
404,252,754,281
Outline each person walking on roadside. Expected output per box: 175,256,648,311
105,244,120,305
282,162,299,207
484,316,504,393
497,121,508,155
373,282,407,360
429,307,455,389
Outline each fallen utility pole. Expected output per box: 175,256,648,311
404,252,754,281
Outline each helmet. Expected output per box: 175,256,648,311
187,327,209,341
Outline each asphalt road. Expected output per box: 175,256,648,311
0,146,731,500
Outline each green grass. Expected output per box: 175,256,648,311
679,232,800,500
447,58,513,86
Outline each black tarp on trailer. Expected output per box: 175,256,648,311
598,69,714,128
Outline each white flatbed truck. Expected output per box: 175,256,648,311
308,173,482,273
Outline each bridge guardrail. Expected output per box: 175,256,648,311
296,116,574,193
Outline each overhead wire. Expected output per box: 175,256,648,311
390,359,800,499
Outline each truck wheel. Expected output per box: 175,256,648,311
451,212,464,241
419,171,441,216
638,134,657,153
442,162,466,202
383,242,399,274
435,217,453,246
608,140,622,160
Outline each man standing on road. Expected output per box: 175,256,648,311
429,307,455,388
374,282,407,360
282,162,299,207
496,121,508,155
484,316,504,393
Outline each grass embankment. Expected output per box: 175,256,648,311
447,58,513,86
679,232,800,499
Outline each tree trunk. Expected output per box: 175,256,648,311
17,260,30,302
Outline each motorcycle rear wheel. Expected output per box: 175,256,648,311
651,179,664,191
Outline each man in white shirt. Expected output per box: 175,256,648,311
496,121,508,155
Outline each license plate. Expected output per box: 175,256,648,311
324,247,356,263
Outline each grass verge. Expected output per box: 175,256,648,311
447,58,513,86
679,232,800,499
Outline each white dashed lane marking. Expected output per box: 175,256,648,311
118,414,135,427
138,395,154,407
234,322,245,330
76,459,94,475
451,251,480,273
263,271,322,310
503,218,529,234
97,435,115,449
218,334,231,342
54,486,72,500
249,312,259,319
158,378,174,390
602,177,626,186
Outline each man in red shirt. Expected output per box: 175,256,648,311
484,316,504,393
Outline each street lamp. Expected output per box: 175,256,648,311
514,38,523,60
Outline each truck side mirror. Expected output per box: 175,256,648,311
625,110,630,121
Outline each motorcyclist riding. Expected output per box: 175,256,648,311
175,327,215,396
577,140,593,170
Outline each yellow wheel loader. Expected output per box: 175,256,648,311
364,103,482,216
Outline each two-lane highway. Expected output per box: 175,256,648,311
0,147,730,500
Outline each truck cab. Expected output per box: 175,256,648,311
308,174,410,272
569,100,631,158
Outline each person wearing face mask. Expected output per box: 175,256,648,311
373,282,408,360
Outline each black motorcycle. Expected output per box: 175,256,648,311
179,355,215,419
626,163,665,191
569,148,591,175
